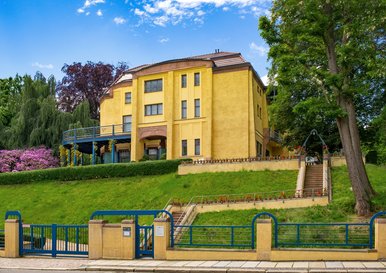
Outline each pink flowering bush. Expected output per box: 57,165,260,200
0,147,58,173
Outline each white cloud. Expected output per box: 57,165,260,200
32,62,54,69
77,0,105,15
250,42,269,56
261,74,268,86
132,0,271,27
197,10,205,16
159,37,170,43
134,8,146,16
96,9,103,16
113,17,127,24
153,15,169,26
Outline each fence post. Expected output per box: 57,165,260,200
256,219,272,260
153,218,170,260
52,224,57,258
5,219,20,258
121,220,135,259
375,219,386,259
88,220,105,259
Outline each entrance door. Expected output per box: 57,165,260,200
135,223,154,258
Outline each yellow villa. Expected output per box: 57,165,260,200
62,51,283,163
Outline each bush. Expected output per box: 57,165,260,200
0,159,183,185
0,147,58,173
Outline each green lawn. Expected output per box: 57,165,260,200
0,169,297,226
192,164,386,225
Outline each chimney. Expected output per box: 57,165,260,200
214,49,220,53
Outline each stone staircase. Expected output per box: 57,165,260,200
172,211,187,226
304,165,323,196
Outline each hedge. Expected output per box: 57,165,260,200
0,159,189,185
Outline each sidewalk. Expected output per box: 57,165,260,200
0,257,385,272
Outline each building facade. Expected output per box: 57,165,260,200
62,51,283,164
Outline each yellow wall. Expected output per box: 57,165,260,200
100,62,270,161
178,159,299,174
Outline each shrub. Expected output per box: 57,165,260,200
0,147,58,173
0,159,183,185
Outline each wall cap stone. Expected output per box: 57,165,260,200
89,220,107,224
255,219,271,223
122,219,134,224
154,217,170,222
375,218,386,223
5,219,18,223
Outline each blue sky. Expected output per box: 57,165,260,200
0,0,271,83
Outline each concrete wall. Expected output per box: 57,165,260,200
178,159,299,175
88,220,135,260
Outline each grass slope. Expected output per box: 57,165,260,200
193,164,386,225
0,170,297,226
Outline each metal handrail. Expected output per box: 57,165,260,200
171,187,327,208
182,156,299,165
63,123,131,142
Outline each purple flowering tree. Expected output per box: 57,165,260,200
0,147,58,173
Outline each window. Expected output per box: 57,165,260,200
125,92,131,104
123,115,132,132
145,103,163,116
194,73,200,86
181,100,187,119
181,140,187,156
181,74,187,88
144,79,163,92
256,141,262,157
194,99,200,118
259,107,262,118
194,139,200,156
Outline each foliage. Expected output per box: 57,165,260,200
363,107,386,164
0,72,97,153
259,0,384,215
0,147,58,173
0,159,184,185
56,61,129,119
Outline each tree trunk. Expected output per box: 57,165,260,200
323,4,375,215
336,97,375,216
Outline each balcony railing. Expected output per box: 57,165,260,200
63,124,131,143
269,129,282,143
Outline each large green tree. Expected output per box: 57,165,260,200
259,0,385,215
0,72,97,152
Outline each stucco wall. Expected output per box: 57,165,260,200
178,159,299,175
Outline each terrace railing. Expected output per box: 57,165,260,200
182,155,299,165
269,129,282,143
63,123,131,143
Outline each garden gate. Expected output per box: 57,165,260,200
5,211,88,257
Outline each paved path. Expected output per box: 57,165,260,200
0,257,386,272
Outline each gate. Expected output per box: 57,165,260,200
136,224,154,258
21,224,88,257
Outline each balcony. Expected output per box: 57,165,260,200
62,124,131,145
269,129,282,144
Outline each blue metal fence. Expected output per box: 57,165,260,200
22,224,88,257
174,225,252,248
0,229,4,249
276,223,370,248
